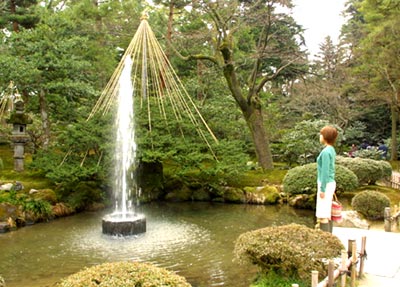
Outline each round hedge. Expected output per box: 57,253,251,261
282,163,358,195
351,190,391,220
336,156,392,185
55,261,192,287
234,224,344,281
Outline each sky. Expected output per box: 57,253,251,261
291,0,347,57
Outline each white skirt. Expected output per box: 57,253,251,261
315,181,336,219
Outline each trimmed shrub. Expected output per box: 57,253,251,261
30,189,58,204
336,156,392,185
234,224,344,281
351,190,390,220
283,163,358,195
55,261,191,287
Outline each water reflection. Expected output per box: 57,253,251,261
0,202,314,287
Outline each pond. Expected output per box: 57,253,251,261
0,202,314,287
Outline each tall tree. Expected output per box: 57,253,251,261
0,0,39,32
287,36,357,129
170,0,307,169
0,3,115,150
350,0,400,159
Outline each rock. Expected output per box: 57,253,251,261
0,222,9,233
0,181,23,191
0,183,13,191
334,210,370,229
14,181,23,191
288,194,315,209
0,203,19,221
223,187,245,203
244,186,281,204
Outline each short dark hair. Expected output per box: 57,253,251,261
320,126,338,145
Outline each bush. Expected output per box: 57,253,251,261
283,163,358,195
234,224,344,281
56,181,105,211
55,261,191,287
279,120,342,166
351,190,391,220
336,156,392,185
251,270,308,287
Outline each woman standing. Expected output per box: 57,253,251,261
316,126,338,233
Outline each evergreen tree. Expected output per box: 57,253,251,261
0,0,40,31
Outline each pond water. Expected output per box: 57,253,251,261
0,202,314,287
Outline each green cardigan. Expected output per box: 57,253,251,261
317,145,336,192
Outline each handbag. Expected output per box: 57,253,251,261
331,193,342,221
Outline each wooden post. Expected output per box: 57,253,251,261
312,270,318,287
328,260,334,287
384,207,391,232
351,241,357,287
347,239,355,258
340,250,347,287
359,236,367,277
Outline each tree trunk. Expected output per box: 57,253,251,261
39,88,51,150
221,55,273,169
166,2,174,60
390,104,398,160
246,106,274,169
10,0,19,32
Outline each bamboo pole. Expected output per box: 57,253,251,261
351,241,357,287
327,260,334,287
359,236,367,277
312,270,318,287
347,239,355,258
384,207,392,232
340,250,347,287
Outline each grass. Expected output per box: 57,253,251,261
0,144,54,191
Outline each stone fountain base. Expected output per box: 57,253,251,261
102,212,146,236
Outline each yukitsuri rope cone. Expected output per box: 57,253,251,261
88,13,218,157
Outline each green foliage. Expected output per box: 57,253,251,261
343,121,367,145
351,190,390,220
1,188,52,219
234,224,344,281
279,120,342,165
282,163,358,195
30,189,57,204
251,271,307,287
354,148,385,160
56,181,105,211
336,156,392,185
55,261,191,287
22,197,52,218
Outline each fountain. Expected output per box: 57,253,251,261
88,13,218,236
101,56,146,236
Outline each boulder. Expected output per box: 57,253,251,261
0,222,9,233
0,203,19,221
0,183,13,191
334,210,370,229
244,186,281,205
288,194,315,209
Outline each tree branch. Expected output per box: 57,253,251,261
255,58,299,94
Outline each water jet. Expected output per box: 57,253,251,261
90,14,218,236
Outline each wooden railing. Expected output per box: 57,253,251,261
292,237,367,287
384,206,400,232
390,171,400,189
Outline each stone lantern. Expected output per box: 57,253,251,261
6,99,32,171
